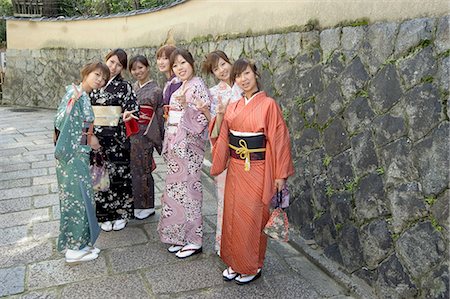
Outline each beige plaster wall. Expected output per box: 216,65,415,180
7,0,450,50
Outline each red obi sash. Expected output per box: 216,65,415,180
138,106,154,125
125,105,155,138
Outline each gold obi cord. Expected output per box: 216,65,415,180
228,134,266,171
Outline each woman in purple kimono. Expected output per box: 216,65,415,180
157,48,211,259
128,55,164,220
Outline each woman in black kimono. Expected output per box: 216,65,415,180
90,48,139,232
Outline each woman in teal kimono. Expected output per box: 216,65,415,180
54,61,110,264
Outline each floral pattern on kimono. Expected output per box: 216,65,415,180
130,80,163,209
157,76,210,246
89,74,139,222
54,84,100,251
208,81,242,253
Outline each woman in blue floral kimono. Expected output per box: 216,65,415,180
54,61,109,264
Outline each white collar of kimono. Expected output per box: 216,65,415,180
230,129,264,137
244,91,262,105
105,75,118,89
139,80,153,88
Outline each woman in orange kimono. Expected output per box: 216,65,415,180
210,58,294,284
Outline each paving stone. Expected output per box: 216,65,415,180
108,242,175,273
286,255,345,297
22,148,55,156
27,256,108,290
0,163,31,173
60,273,150,299
0,266,26,297
0,168,48,182
144,258,223,294
0,226,29,246
19,289,59,299
33,194,59,208
0,185,48,200
0,142,35,150
31,160,56,169
0,208,49,229
0,147,28,157
32,220,59,240
32,174,57,185
51,205,60,220
0,241,54,268
0,155,45,165
0,197,32,214
95,226,148,250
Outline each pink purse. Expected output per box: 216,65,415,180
264,190,289,242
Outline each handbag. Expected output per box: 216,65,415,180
90,163,110,192
270,184,290,208
264,189,289,242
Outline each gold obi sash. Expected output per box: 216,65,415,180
92,106,122,126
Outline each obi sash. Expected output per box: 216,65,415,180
92,106,122,126
138,105,154,125
228,132,266,171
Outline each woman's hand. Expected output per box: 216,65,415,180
216,95,230,115
274,178,286,192
123,110,138,122
90,135,101,150
175,82,188,108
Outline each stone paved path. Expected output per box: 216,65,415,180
0,106,354,299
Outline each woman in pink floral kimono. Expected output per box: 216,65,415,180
202,50,242,255
157,48,210,259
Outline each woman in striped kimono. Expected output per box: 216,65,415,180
210,58,294,284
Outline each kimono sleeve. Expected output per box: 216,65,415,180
266,100,294,180
123,82,140,113
180,81,210,135
210,113,230,176
54,85,74,130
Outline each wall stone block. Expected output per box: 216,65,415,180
438,56,449,92
343,96,375,134
311,175,329,212
337,223,364,273
360,219,393,269
404,83,442,141
285,32,301,59
394,17,435,56
435,15,450,54
342,26,366,61
412,121,450,196
350,129,378,177
329,191,352,226
307,148,326,178
339,56,369,100
315,81,344,125
420,263,449,299
313,211,336,248
297,127,321,153
398,46,437,90
387,182,427,233
397,221,446,280
323,118,349,156
322,51,345,86
376,254,418,299
320,27,341,61
355,173,388,221
432,189,449,233
360,22,398,74
372,113,406,147
368,64,402,113
327,150,354,190
380,137,419,188
296,65,324,99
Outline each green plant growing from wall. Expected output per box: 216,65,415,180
325,184,335,197
345,177,360,192
376,167,385,175
430,216,443,232
424,195,437,206
323,154,332,167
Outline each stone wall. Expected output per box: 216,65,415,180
3,15,450,298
